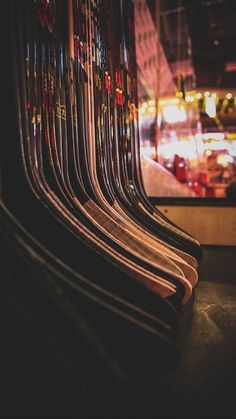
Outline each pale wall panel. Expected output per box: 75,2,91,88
157,206,236,246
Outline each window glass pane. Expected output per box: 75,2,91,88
136,0,236,199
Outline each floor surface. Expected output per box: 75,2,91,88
139,246,236,418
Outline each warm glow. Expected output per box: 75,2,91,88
162,105,187,123
160,98,180,106
157,112,162,126
140,144,155,158
231,142,236,156
148,106,156,114
227,133,236,140
203,132,225,141
204,140,234,153
158,139,197,160
196,92,202,99
195,133,203,141
226,93,232,100
205,96,216,118
170,98,180,105
204,91,210,97
185,95,194,102
217,154,234,166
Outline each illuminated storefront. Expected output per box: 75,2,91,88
139,90,236,197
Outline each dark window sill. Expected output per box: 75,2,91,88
149,197,236,207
